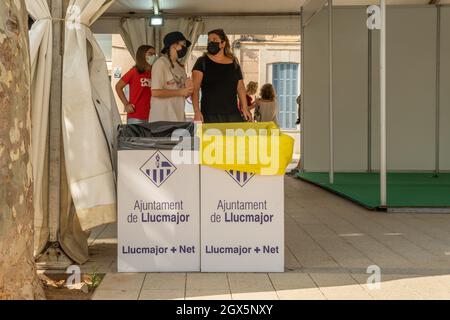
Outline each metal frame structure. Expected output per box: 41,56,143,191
435,4,441,177
300,1,449,207
380,0,387,206
300,7,305,172
299,0,392,207
368,28,373,173
328,0,335,184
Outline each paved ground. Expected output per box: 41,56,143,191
87,176,450,300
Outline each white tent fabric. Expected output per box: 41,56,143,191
94,15,302,36
178,17,205,64
109,0,304,14
26,0,92,264
87,28,122,174
26,0,52,257
119,17,204,65
120,18,165,58
62,0,119,232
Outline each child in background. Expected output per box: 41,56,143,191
243,81,258,111
254,83,279,126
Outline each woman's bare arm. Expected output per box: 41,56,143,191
152,88,192,98
192,70,204,122
237,80,253,121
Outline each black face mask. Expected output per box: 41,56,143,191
207,41,221,55
177,46,188,59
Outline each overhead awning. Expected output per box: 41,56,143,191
93,0,306,35
107,0,305,15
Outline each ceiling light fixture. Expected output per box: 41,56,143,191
150,0,164,27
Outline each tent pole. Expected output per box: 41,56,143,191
36,0,73,270
380,0,387,206
300,7,305,172
47,0,63,243
435,4,441,177
328,0,334,184
368,29,373,173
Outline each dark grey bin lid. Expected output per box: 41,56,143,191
117,122,197,151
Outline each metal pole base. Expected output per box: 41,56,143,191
36,242,73,270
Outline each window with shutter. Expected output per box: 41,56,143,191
272,63,299,130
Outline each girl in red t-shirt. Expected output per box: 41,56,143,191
116,45,157,124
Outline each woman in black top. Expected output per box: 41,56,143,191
192,29,253,123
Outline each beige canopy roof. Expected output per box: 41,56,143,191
107,0,449,15
94,0,449,34
95,0,304,34
108,0,305,15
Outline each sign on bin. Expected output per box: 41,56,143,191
200,166,284,272
118,149,200,272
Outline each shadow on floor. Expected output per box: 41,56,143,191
84,176,450,300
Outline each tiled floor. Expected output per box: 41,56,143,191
89,176,450,300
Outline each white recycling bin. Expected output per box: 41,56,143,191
200,166,285,272
117,124,200,272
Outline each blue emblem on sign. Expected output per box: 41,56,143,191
226,170,255,187
140,151,177,187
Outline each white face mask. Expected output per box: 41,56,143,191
146,55,157,66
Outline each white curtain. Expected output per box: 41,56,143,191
26,0,90,264
62,0,120,232
87,31,122,173
178,17,205,64
26,0,52,258
119,17,205,62
120,18,164,58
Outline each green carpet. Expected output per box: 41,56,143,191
297,172,450,209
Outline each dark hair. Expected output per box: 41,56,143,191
135,45,154,73
207,29,237,62
260,84,276,101
165,52,184,69
165,41,185,69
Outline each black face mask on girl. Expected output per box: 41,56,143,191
177,46,188,59
207,41,221,55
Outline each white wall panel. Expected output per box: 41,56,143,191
303,7,368,172
439,7,450,170
304,6,440,172
371,7,437,171
303,9,329,171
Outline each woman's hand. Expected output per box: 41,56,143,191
125,103,135,113
182,78,195,97
194,111,204,123
180,87,194,97
242,107,253,122
185,78,194,90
